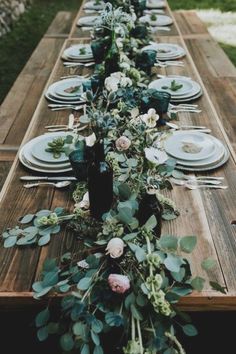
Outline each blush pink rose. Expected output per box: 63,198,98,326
108,274,130,294
115,136,131,152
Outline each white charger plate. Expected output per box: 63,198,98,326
140,14,173,26
77,16,99,27
146,0,166,9
164,131,217,161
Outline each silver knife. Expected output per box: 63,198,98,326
20,176,77,181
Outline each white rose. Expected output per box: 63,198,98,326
120,77,132,88
85,133,96,147
106,238,125,258
140,108,159,128
77,192,90,209
105,76,120,92
144,147,168,165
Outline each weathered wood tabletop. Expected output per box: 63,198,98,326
0,0,236,311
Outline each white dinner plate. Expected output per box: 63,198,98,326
140,14,173,26
54,80,83,98
176,146,230,172
63,44,93,60
83,1,104,10
164,131,217,161
146,0,166,9
19,133,73,173
45,78,88,103
77,16,99,27
150,77,194,96
149,76,202,102
31,135,69,164
142,43,185,60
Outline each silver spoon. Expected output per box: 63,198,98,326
23,181,72,189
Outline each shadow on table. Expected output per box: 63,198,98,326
0,310,235,354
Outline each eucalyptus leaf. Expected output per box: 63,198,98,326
42,271,59,287
143,215,157,231
92,319,103,334
159,235,178,251
35,308,50,328
182,324,198,337
105,312,123,327
164,254,183,273
19,214,35,224
77,277,92,291
179,236,197,253
4,236,17,248
191,277,205,292
81,344,90,354
38,234,51,246
93,346,104,354
201,258,217,271
37,326,48,341
91,330,100,346
33,286,52,299
60,333,74,351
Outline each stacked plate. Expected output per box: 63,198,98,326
142,42,186,60
62,44,93,62
19,133,72,173
163,131,229,171
139,14,173,26
45,78,87,105
83,1,104,10
149,76,202,103
146,0,166,9
77,15,99,27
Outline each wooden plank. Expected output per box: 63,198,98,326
0,37,65,146
184,37,236,78
173,10,208,37
45,11,76,38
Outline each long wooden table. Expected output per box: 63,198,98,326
0,0,236,311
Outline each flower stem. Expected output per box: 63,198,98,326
136,319,144,354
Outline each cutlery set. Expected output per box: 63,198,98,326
171,177,227,190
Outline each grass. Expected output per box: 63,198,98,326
0,0,81,103
0,0,235,104
169,0,236,12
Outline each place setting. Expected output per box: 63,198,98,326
146,0,166,9
149,76,203,102
44,77,88,107
77,15,99,28
19,132,73,175
139,12,173,32
141,42,185,67
163,130,230,173
61,43,95,68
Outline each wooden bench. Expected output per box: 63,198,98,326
0,11,76,190
173,10,236,159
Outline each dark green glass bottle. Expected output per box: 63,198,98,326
88,140,113,220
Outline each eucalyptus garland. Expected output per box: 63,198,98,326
1,2,226,354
